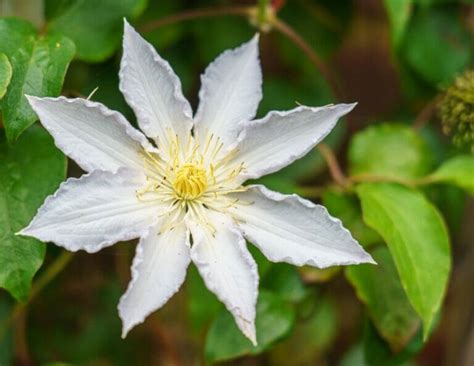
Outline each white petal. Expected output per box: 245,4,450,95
194,35,262,147
229,185,375,268
119,222,191,337
27,96,150,173
230,104,356,182
188,210,258,345
120,20,192,147
19,169,160,253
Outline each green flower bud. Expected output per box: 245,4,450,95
439,70,474,153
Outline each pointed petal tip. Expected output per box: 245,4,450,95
239,319,257,346
15,229,26,237
245,327,257,347
15,224,35,238
121,326,129,339
361,251,377,265
25,94,40,106
337,102,357,114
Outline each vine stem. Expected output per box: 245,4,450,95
413,94,442,130
271,17,343,100
317,143,348,187
139,6,251,33
0,251,73,342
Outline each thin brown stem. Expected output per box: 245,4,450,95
413,94,443,131
271,17,342,100
317,143,348,187
14,309,30,366
139,6,252,33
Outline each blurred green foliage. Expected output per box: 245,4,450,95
0,0,472,365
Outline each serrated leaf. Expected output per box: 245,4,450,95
0,18,75,142
383,0,413,48
429,155,474,195
48,0,148,62
348,123,432,180
402,8,471,86
205,290,295,363
346,247,420,351
322,189,381,248
0,53,12,99
356,183,450,340
0,126,66,301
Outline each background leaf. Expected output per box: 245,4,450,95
401,7,471,86
429,155,474,194
0,126,66,301
346,246,420,351
47,0,148,62
0,18,75,142
205,290,295,363
356,183,450,339
348,123,433,179
0,53,12,99
383,0,413,48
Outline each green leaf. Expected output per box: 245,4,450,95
363,320,422,366
348,123,432,180
186,266,222,333
346,247,420,351
356,183,451,339
0,18,75,142
383,0,413,48
48,0,148,62
0,53,12,99
322,189,381,248
402,8,471,86
0,126,67,301
268,296,338,364
205,290,295,363
261,264,307,303
429,155,474,195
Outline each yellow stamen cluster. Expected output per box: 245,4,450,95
136,130,250,235
173,163,208,200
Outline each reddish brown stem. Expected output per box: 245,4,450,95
272,17,342,100
139,6,251,33
413,95,442,130
317,143,348,187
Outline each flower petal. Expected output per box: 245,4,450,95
229,185,375,268
118,222,191,337
120,20,192,147
230,104,356,182
19,168,160,253
27,96,150,173
188,210,258,345
194,35,262,147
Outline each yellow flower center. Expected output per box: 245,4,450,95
173,163,208,200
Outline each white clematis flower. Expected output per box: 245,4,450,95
19,20,374,345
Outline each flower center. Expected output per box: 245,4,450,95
173,163,208,200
